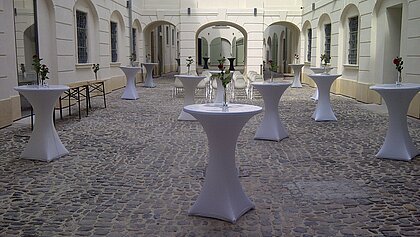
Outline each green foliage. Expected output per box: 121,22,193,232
219,70,232,88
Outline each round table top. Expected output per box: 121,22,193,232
252,81,292,87
288,64,305,67
310,67,333,74
208,70,224,75
119,66,142,70
142,62,158,66
174,75,206,80
308,73,342,79
184,103,262,116
14,85,69,92
370,83,420,91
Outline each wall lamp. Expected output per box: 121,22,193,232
254,8,257,16
187,7,191,15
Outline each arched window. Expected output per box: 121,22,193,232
341,4,360,65
317,14,332,65
302,21,312,62
74,0,98,64
110,10,125,63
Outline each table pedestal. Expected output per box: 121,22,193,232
370,84,420,161
184,104,262,223
203,57,209,69
15,85,69,161
176,75,206,121
228,57,235,71
289,64,304,88
253,82,291,141
309,74,341,121
142,63,158,88
120,66,141,100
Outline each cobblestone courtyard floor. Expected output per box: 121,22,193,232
1,74,419,236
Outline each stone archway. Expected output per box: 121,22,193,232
195,21,248,73
143,20,178,74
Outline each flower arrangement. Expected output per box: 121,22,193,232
320,54,331,66
294,54,299,63
129,53,136,66
39,64,49,86
217,57,226,70
186,56,194,74
219,68,232,107
393,56,403,85
92,63,100,80
32,55,42,85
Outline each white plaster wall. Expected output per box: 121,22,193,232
0,0,18,99
302,0,420,85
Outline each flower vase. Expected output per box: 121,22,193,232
187,67,190,75
270,71,273,82
222,87,228,108
396,71,402,86
323,65,328,74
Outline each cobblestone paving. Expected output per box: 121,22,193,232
1,74,419,236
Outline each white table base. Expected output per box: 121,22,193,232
370,84,420,161
289,64,304,88
176,75,206,121
184,104,262,223
309,74,341,121
15,85,69,161
143,63,158,88
253,82,291,141
120,66,141,100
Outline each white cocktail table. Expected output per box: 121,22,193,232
14,85,70,161
308,74,342,121
175,75,206,120
183,103,262,223
309,67,333,100
142,63,158,88
370,83,420,161
208,70,224,103
252,82,292,141
119,66,141,100
289,64,305,88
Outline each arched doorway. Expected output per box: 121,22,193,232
372,0,405,84
143,21,178,75
196,21,247,72
264,22,300,73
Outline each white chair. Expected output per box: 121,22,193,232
246,71,263,99
197,70,211,99
231,71,249,99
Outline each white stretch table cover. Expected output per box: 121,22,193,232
175,75,206,120
183,103,262,223
119,66,141,100
370,83,420,161
308,74,342,121
252,82,292,141
208,70,224,103
289,64,305,88
309,67,333,100
14,85,70,161
142,63,158,88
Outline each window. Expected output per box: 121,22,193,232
324,23,331,59
172,29,175,46
307,28,312,62
348,16,358,64
132,28,137,60
76,10,88,63
166,26,169,45
111,22,117,62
